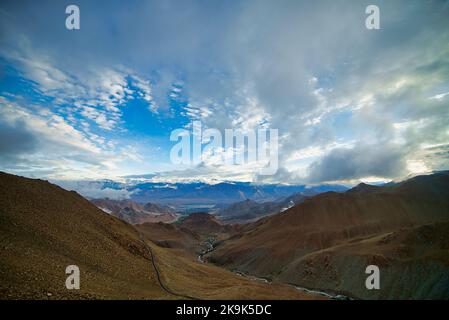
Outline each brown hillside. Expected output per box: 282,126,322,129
278,222,449,299
208,172,449,299
178,212,238,236
0,172,325,300
91,198,178,224
141,236,326,300
0,172,169,299
136,222,202,255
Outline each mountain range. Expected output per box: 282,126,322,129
0,171,322,300
56,179,347,208
2,170,449,299
130,181,347,206
90,199,178,224
215,192,309,223
207,171,449,299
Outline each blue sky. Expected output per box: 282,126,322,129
1,0,449,184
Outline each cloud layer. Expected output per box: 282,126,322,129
1,0,448,184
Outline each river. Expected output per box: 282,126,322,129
198,239,352,300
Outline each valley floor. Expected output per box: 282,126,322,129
138,232,326,300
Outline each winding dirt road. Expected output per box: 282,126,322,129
138,233,199,300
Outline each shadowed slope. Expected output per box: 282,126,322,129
91,198,178,224
0,172,325,300
141,236,326,300
178,212,239,236
209,172,449,299
136,222,202,255
0,172,169,299
277,222,449,299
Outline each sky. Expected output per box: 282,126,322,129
0,0,449,185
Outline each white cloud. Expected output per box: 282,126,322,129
0,97,101,154
1,0,449,183
54,180,133,200
0,96,149,179
0,39,157,132
429,92,449,101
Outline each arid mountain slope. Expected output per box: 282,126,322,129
0,172,169,299
91,198,178,224
208,172,449,299
216,193,308,223
177,212,238,236
278,222,449,299
139,234,325,300
134,221,326,299
0,172,324,300
136,222,202,255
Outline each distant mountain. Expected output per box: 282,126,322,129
0,172,169,299
56,178,348,208
178,212,238,236
128,181,347,206
217,199,261,220
209,171,449,299
136,222,202,255
216,191,309,222
90,199,178,224
0,171,322,300
346,182,382,193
